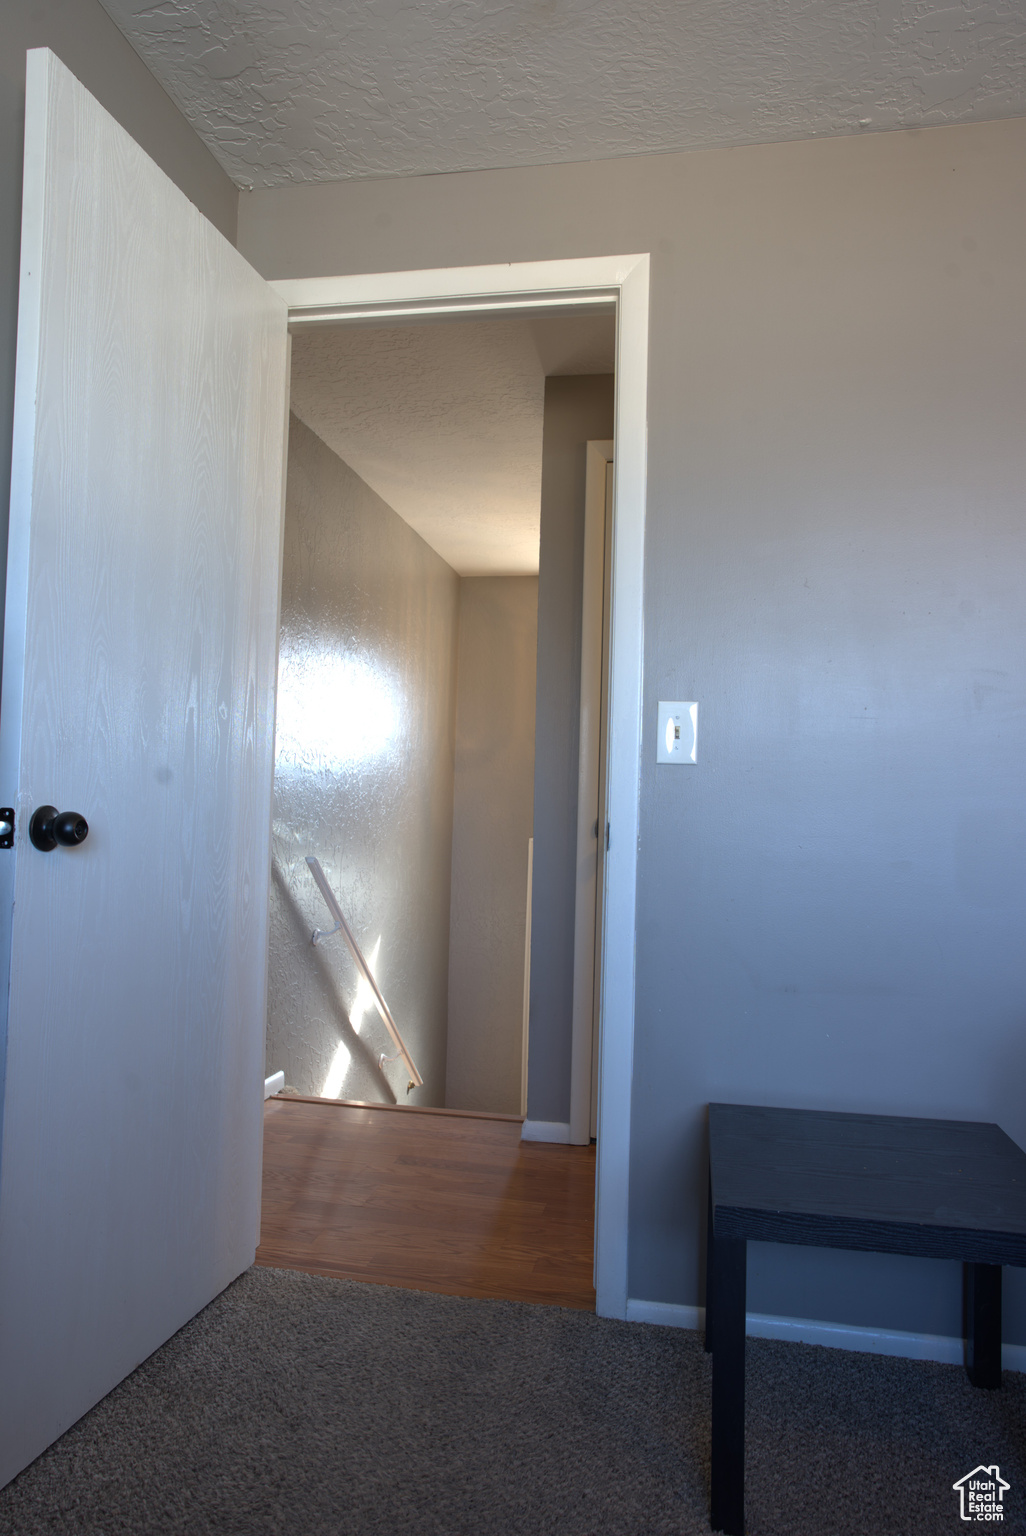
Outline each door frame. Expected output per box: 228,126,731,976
570,439,614,1146
271,256,649,1320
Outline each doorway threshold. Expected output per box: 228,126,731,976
271,1094,523,1124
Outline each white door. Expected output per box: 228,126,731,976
0,49,288,1485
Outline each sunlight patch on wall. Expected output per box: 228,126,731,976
275,647,400,772
318,936,383,1097
320,1039,352,1099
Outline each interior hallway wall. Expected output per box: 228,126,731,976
0,7,238,645
528,378,614,1126
241,118,1026,1344
446,576,538,1115
269,415,458,1107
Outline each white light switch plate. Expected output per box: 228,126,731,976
657,701,697,764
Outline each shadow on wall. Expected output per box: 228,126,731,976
269,856,397,1104
446,576,539,1116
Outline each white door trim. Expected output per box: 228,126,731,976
569,440,614,1146
521,836,533,1120
271,256,649,1319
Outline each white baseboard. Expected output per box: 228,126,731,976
521,1119,571,1143
625,1298,1026,1373
263,1071,285,1100
627,1299,704,1330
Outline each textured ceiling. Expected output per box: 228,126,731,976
289,314,615,576
97,0,1026,190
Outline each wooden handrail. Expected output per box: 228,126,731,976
306,856,424,1090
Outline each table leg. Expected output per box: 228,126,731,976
704,1173,714,1353
710,1235,746,1536
964,1262,1002,1389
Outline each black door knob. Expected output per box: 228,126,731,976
29,806,89,852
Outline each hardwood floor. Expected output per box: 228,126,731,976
255,1098,597,1309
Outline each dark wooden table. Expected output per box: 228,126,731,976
705,1102,1026,1535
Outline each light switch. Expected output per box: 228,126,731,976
657,701,697,764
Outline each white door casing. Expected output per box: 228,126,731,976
273,262,649,1318
570,440,614,1146
521,836,533,1119
0,49,288,1485
591,454,615,1143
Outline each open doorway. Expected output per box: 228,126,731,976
265,310,615,1126
261,254,649,1323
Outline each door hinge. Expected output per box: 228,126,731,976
605,820,610,851
0,808,14,849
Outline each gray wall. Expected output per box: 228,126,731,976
446,576,538,1115
0,5,238,648
528,378,614,1124
269,415,459,1107
240,119,1026,1342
